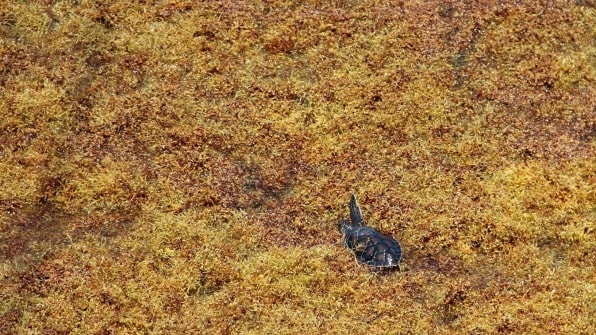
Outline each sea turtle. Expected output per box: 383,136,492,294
338,194,402,268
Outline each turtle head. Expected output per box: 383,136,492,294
337,219,353,235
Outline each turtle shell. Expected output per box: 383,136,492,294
339,195,402,268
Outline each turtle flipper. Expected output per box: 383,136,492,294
349,194,364,225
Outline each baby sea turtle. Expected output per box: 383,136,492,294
338,194,402,268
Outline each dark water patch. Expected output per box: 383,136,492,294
0,201,70,264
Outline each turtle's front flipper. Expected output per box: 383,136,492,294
349,194,364,225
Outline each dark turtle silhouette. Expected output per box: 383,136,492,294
338,194,402,268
